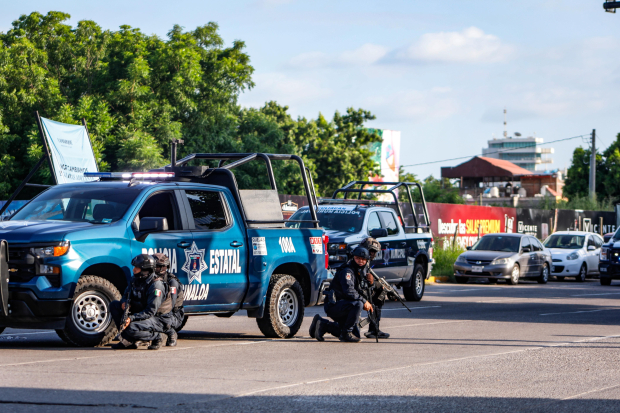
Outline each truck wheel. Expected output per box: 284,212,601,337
403,264,425,301
600,278,612,286
175,315,189,332
256,274,304,338
62,275,121,347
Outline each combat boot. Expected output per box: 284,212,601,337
166,330,178,347
315,317,328,342
365,329,390,339
339,331,361,343
148,334,164,350
309,314,321,339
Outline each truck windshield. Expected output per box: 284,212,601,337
543,234,585,249
286,208,365,233
11,186,141,223
471,236,520,252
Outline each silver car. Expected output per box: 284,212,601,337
453,233,552,285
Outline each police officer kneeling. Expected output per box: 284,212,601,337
153,253,185,347
110,254,168,350
311,247,373,343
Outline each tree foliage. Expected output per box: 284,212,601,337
564,132,620,204
0,12,383,199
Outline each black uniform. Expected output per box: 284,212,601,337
111,274,168,343
158,271,185,335
322,259,368,337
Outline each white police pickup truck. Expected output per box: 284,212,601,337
287,181,433,301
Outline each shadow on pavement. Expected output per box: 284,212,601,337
0,388,618,412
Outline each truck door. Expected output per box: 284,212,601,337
181,189,247,311
130,190,193,285
375,210,408,282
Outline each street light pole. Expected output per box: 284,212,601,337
589,129,596,199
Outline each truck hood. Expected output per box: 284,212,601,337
324,230,364,244
0,220,95,243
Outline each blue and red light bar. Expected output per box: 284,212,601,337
84,172,175,179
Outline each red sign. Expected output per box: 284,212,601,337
427,203,517,248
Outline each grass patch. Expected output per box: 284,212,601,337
432,239,466,282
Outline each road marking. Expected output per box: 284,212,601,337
476,298,524,303
540,308,620,316
386,319,470,329
427,288,488,293
233,334,620,398
571,292,620,297
561,383,620,400
381,306,441,312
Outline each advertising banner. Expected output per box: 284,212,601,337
427,203,517,249
516,208,616,240
367,129,400,201
40,117,98,184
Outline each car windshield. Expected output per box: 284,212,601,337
286,207,366,233
543,234,585,249
471,236,520,252
11,186,142,223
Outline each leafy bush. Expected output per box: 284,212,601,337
432,239,466,281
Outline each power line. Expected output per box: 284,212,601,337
401,134,591,168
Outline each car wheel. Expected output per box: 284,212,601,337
403,264,425,301
61,275,121,347
455,276,469,284
488,278,498,284
600,277,612,286
576,264,586,282
256,274,304,338
506,264,520,285
537,263,549,284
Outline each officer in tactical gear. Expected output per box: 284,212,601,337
359,237,390,340
152,252,185,347
110,254,169,350
310,247,373,343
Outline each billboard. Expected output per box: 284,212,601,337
368,129,400,183
40,117,98,184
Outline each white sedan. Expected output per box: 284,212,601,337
542,231,603,282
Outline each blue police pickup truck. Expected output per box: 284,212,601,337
286,181,433,302
0,153,328,346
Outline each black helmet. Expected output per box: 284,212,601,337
152,252,170,268
352,247,370,260
360,237,381,254
131,254,156,270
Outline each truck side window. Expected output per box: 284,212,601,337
379,212,399,236
138,192,179,230
185,190,228,230
367,212,381,234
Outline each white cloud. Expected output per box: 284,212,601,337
239,72,332,108
288,43,387,69
367,88,460,122
396,27,513,63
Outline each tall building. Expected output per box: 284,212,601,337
482,136,553,172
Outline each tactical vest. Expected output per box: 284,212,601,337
156,275,173,315
170,274,184,309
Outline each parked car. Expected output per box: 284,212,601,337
453,233,551,285
542,231,603,282
597,228,620,285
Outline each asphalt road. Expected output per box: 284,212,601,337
1,278,620,412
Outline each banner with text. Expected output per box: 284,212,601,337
40,117,98,184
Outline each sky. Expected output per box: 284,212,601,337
2,0,619,179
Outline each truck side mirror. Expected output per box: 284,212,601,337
370,228,388,238
136,217,168,242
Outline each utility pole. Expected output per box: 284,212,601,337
589,129,596,199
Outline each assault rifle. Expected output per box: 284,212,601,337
365,283,379,343
115,284,132,340
369,268,412,313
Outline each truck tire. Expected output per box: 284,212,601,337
256,274,304,338
175,315,189,332
61,275,121,347
403,264,425,301
600,277,612,286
